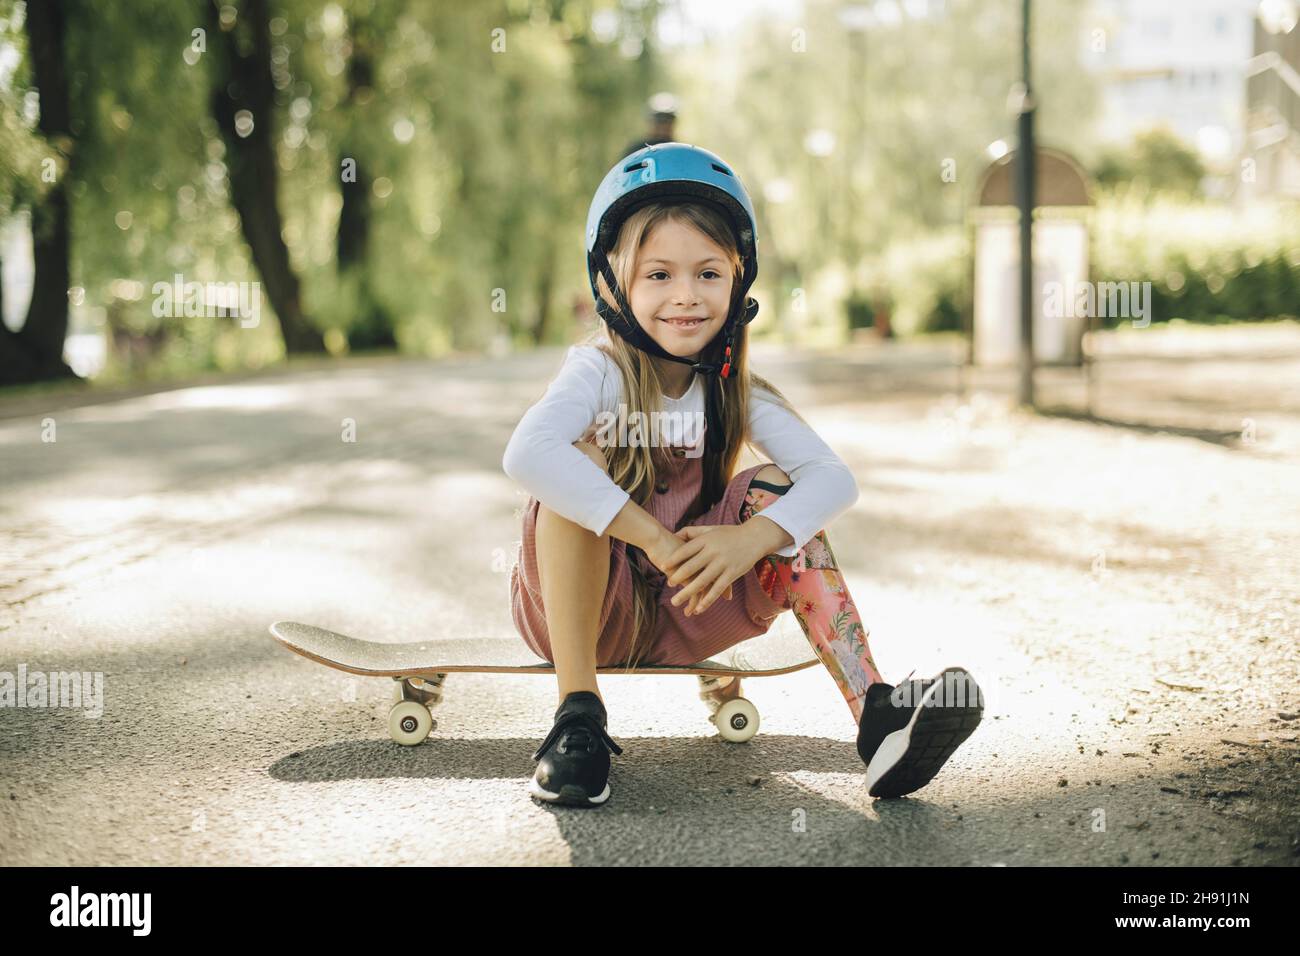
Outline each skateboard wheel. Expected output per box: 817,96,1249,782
388,701,433,746
711,698,759,743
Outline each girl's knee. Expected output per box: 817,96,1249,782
536,499,610,543
572,439,609,472
753,464,790,488
740,465,792,522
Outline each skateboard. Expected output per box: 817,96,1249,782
268,619,818,746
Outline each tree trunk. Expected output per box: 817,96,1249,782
205,0,324,354
336,10,394,350
1,0,78,386
530,244,556,345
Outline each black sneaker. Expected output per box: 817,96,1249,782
528,691,624,807
856,667,983,798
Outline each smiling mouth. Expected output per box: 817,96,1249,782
659,317,707,330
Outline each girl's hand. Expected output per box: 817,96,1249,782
662,524,761,617
644,529,730,608
644,528,690,579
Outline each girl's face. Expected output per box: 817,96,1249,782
627,218,733,359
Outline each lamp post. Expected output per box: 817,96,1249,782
839,4,871,282
1013,0,1036,408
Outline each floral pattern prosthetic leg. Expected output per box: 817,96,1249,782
741,482,885,724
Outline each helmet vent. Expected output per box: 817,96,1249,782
623,160,650,173
711,163,732,176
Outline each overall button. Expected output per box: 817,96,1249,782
655,480,670,494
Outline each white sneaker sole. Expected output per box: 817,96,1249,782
865,668,983,798
527,776,611,807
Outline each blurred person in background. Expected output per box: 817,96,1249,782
619,91,680,163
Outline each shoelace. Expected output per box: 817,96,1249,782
531,712,624,762
869,669,927,712
898,669,975,708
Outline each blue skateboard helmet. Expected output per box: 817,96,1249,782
585,143,761,453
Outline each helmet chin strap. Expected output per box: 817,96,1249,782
590,247,742,455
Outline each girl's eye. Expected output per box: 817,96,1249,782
649,270,722,280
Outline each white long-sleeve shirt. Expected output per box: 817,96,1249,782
501,345,859,558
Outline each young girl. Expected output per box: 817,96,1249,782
502,143,983,808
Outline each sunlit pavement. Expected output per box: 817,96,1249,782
1,323,1297,865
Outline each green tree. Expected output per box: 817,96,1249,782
1094,126,1206,197
205,0,324,353
0,0,77,384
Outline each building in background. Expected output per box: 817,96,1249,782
1245,0,1300,197
1086,0,1300,201
1085,0,1260,170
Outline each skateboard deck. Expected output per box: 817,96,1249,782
268,620,818,679
269,619,818,745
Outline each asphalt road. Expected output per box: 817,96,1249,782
1,323,1297,865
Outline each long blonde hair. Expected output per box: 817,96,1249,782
578,201,808,670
